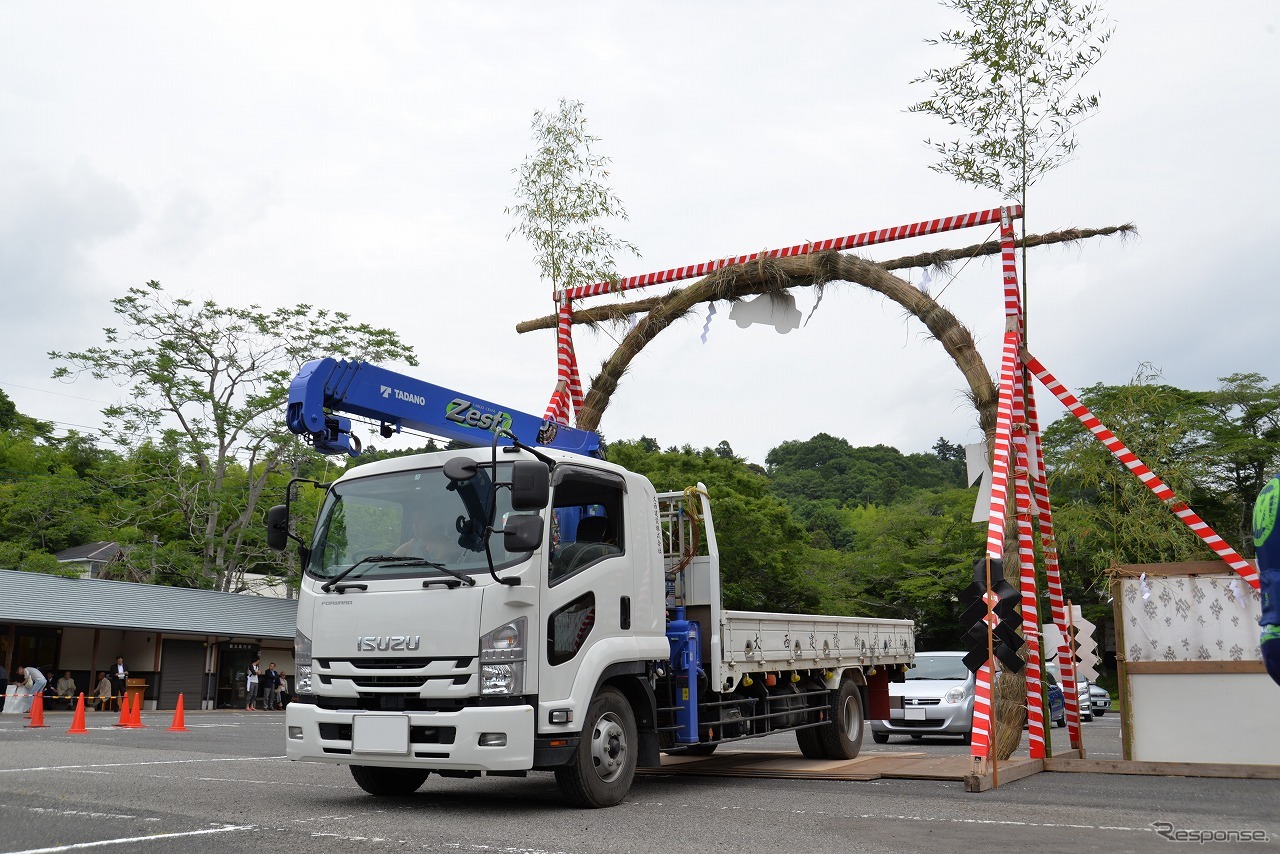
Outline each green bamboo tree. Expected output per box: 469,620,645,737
507,99,639,300
910,0,1112,317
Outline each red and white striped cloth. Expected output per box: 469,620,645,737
1025,354,1260,590
543,298,584,425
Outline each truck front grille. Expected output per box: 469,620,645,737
316,657,473,670
317,722,457,744
313,656,475,697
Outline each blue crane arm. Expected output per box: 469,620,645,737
285,358,602,458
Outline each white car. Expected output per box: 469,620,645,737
1088,682,1111,716
870,651,975,744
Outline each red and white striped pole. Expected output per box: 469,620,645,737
1025,381,1084,747
563,206,1022,301
1025,353,1260,590
547,206,1026,427
1012,374,1046,758
970,329,1021,761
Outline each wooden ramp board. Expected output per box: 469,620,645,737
638,750,1032,785
1045,757,1280,780
963,757,1043,792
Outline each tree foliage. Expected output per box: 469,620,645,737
1042,368,1279,616
829,488,986,647
607,439,822,613
49,281,416,591
506,98,639,298
2,359,1270,655
767,433,965,508
909,0,1112,205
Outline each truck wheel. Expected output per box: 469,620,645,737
349,765,429,796
796,725,825,759
555,687,637,808
815,680,864,760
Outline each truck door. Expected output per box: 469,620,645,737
539,466,629,708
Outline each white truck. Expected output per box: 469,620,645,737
268,359,915,807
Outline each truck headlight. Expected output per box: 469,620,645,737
480,618,526,695
294,628,314,695
481,662,526,695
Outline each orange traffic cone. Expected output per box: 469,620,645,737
129,693,146,728
115,693,132,727
67,693,88,734
25,692,48,728
167,694,188,732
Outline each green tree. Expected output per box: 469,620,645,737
767,434,964,508
507,98,639,299
1043,369,1222,605
909,0,1112,309
932,436,965,461
1194,372,1280,551
0,408,114,568
834,488,986,646
51,281,416,591
607,440,822,612
0,388,55,439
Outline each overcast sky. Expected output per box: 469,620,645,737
2,2,1276,466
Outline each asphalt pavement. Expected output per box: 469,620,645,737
1,707,1276,854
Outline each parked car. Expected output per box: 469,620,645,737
1076,679,1095,721
871,651,974,744
1045,671,1066,728
1088,682,1111,716
1046,665,1095,722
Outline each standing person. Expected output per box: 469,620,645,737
261,662,281,711
1255,473,1280,686
245,657,261,710
0,662,8,712
56,671,77,709
94,671,113,712
15,665,46,715
109,656,128,710
277,673,290,709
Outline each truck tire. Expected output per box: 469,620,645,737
349,765,430,796
795,725,825,759
814,680,864,760
555,687,637,808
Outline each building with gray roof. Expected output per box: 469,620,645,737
0,569,297,711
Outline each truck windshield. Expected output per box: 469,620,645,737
305,462,533,582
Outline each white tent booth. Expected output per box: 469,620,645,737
1112,561,1276,767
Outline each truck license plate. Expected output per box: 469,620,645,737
352,715,410,754
904,707,926,721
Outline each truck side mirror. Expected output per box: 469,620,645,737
503,514,544,553
266,505,289,551
510,461,550,511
